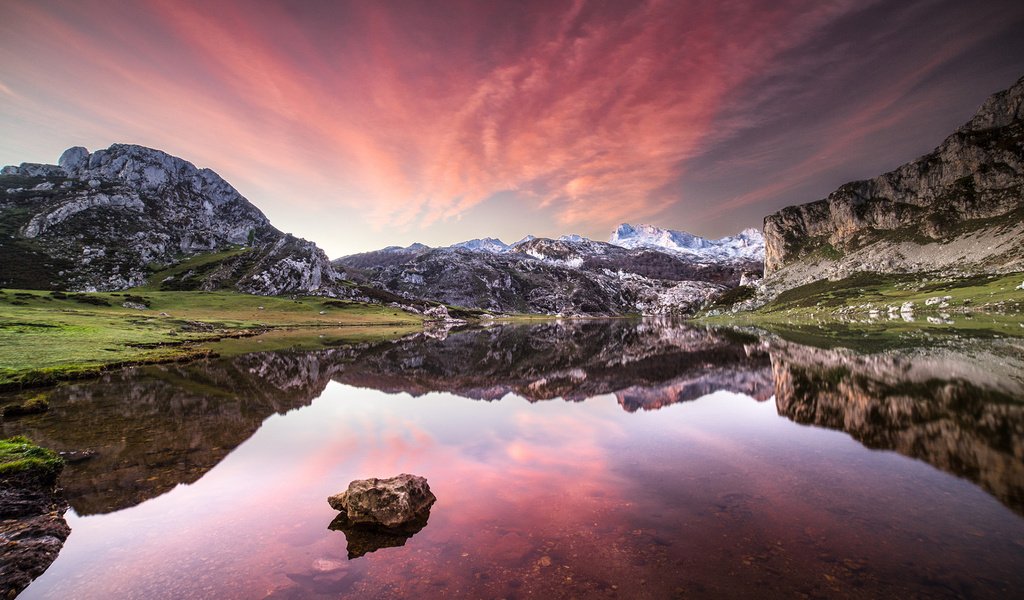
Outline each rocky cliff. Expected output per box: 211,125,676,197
0,144,343,294
762,76,1024,289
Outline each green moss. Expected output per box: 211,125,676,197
0,436,64,485
2,393,49,417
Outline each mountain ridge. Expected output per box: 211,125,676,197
1,144,344,295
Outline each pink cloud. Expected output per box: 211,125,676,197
4,0,1018,252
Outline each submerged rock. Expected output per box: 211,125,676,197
328,474,435,528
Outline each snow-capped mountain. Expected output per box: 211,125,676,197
450,237,512,253
609,223,764,261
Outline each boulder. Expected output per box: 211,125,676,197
328,474,435,528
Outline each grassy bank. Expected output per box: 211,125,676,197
697,271,1024,349
703,272,1024,320
0,289,422,390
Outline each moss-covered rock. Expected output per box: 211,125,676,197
0,436,69,598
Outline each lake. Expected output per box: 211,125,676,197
3,320,1024,599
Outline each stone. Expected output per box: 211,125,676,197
328,474,436,528
423,305,452,321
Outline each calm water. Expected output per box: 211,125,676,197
3,320,1024,599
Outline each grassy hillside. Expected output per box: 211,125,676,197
761,271,1024,315
0,289,422,390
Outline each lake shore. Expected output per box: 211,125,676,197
0,289,424,391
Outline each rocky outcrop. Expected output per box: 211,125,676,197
762,76,1024,290
0,144,343,294
328,474,436,528
0,439,70,598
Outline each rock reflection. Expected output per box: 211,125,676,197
331,320,775,407
0,351,348,515
770,338,1024,514
328,510,432,559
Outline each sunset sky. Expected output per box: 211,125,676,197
3,0,1024,257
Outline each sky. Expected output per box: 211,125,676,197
2,0,1024,258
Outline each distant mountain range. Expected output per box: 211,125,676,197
389,223,765,262
0,145,757,315
333,224,762,315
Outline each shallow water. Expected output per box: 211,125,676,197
4,320,1024,598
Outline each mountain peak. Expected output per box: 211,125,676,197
450,237,511,253
609,223,764,261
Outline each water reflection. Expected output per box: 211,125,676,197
2,319,1022,598
0,351,346,515
329,510,433,559
771,338,1024,514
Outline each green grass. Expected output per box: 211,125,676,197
0,289,423,389
697,271,1024,348
761,271,1024,315
137,246,253,291
0,436,63,484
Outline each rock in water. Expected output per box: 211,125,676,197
328,474,435,528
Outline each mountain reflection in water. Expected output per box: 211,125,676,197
3,319,1023,598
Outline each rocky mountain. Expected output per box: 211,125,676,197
334,228,762,316
610,223,766,262
761,76,1024,294
0,144,343,295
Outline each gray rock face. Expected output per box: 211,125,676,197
762,75,1024,285
328,474,436,528
0,144,343,294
